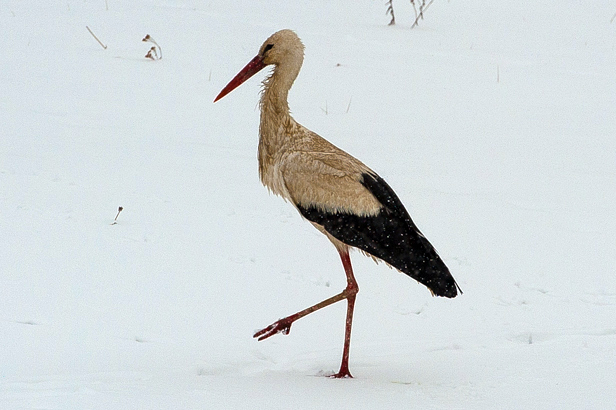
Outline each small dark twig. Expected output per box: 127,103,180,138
111,206,123,225
86,26,107,49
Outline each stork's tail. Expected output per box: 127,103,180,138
419,257,461,298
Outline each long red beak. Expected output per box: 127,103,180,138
214,55,267,102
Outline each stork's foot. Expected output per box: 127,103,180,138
330,369,353,379
253,318,293,341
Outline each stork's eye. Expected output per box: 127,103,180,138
263,44,274,54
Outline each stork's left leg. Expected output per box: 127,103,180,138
331,249,358,378
253,249,359,378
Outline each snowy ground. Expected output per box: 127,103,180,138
1,0,615,408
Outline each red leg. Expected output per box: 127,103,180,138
330,250,358,378
253,249,359,378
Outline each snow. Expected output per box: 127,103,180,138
1,0,615,408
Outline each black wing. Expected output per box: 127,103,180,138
297,173,460,298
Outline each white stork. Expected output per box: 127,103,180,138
214,29,460,378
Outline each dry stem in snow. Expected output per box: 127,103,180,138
143,34,162,60
385,0,435,27
86,26,107,49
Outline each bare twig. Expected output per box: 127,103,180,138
410,0,419,23
86,26,107,49
412,0,434,28
346,98,352,114
386,0,396,25
611,12,616,23
418,0,426,22
387,0,435,28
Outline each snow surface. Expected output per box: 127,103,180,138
1,0,615,408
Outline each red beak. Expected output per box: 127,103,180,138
214,55,267,102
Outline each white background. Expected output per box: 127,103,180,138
1,1,615,408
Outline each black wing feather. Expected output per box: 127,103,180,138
297,173,460,298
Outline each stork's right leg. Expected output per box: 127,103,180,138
253,250,359,351
252,282,355,340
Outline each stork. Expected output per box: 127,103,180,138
214,29,460,378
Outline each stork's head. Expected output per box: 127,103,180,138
214,29,304,102
257,29,304,67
